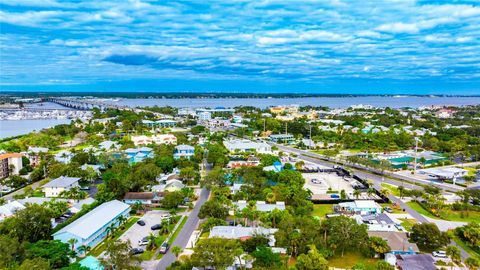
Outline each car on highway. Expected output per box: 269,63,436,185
151,224,162,230
384,207,393,213
130,248,144,255
137,220,146,226
159,242,169,254
432,251,447,258
138,237,149,246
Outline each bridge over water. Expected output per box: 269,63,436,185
46,97,130,111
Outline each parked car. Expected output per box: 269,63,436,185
130,248,144,255
311,179,320,184
432,251,447,258
80,186,90,191
137,220,146,226
384,207,393,213
138,237,149,246
160,213,171,220
159,242,169,254
151,224,161,230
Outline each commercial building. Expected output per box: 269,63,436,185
42,176,81,197
0,153,23,179
420,167,468,180
269,134,295,144
53,200,130,251
223,139,271,154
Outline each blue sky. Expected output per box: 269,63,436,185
1,0,480,94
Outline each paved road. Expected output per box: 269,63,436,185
1,181,42,201
274,143,472,260
154,188,210,270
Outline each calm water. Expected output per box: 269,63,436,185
110,96,480,109
0,119,71,139
1,96,479,139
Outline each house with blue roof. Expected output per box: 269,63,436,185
173,144,195,159
53,200,130,252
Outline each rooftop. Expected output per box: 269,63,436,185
0,153,23,159
43,176,80,188
53,200,130,239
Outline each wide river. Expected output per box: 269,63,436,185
1,96,479,139
110,96,480,109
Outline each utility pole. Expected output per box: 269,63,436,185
263,119,266,134
309,125,312,149
413,137,419,175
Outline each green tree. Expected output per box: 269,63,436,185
446,245,461,265
295,245,329,270
25,240,74,268
251,246,282,268
321,215,369,257
465,257,480,270
67,238,78,251
171,246,182,258
100,240,140,270
367,236,390,257
202,167,226,188
198,200,229,219
375,261,395,270
410,223,449,251
161,191,185,209
18,257,51,270
192,238,240,270
0,235,24,268
0,204,52,242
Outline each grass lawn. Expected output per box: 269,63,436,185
451,234,480,260
399,218,418,232
380,203,404,214
328,252,378,269
89,217,140,257
312,204,334,219
407,201,480,222
380,183,403,197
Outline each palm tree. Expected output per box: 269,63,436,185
171,246,183,258
380,188,390,198
106,224,117,238
397,186,405,199
234,248,245,270
146,233,158,250
159,220,170,235
67,238,78,251
353,189,361,199
116,215,127,230
367,188,375,198
446,246,461,269
77,244,91,257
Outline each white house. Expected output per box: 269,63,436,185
210,226,278,246
174,145,195,159
0,200,25,221
152,134,177,145
42,176,81,197
223,139,272,154
53,200,130,251
54,150,73,164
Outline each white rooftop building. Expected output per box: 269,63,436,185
53,200,130,251
42,176,81,197
223,139,272,154
210,226,278,246
233,201,286,212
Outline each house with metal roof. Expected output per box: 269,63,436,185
368,231,419,255
42,176,81,197
223,139,272,154
53,200,130,251
124,147,154,163
233,201,286,212
210,226,278,246
336,200,382,215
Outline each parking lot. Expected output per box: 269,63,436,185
303,172,355,195
119,210,169,249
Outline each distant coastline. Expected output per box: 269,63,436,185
2,91,480,99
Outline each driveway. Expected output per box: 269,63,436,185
119,210,169,249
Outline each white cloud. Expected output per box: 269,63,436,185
376,22,419,34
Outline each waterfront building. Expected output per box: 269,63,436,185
0,153,23,179
53,200,130,251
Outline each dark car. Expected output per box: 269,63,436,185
130,248,144,255
159,242,169,254
137,220,146,226
151,224,161,230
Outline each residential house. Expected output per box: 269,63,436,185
357,213,398,232
152,179,185,193
223,139,271,154
124,147,154,163
70,198,96,213
210,226,278,246
0,200,25,221
394,254,436,270
123,192,162,207
54,150,73,164
53,200,130,251
98,140,120,151
233,201,286,212
336,200,382,215
26,147,49,166
131,134,177,146
0,153,23,179
368,231,419,255
174,145,195,159
42,176,81,197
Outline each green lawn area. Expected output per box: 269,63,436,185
463,167,477,177
89,217,140,257
380,203,404,214
451,234,480,260
380,183,401,196
312,204,334,219
406,201,480,222
399,218,418,232
328,252,378,269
